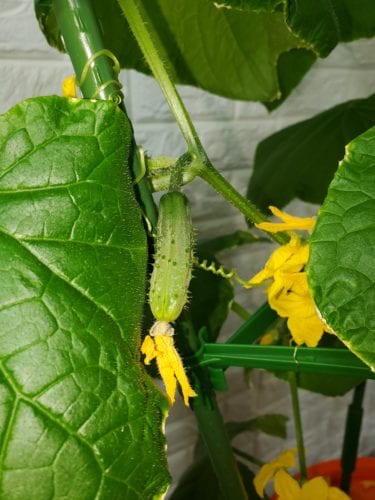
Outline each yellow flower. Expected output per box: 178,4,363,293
256,206,315,233
247,206,328,346
268,272,326,347
274,469,350,500
141,320,196,406
62,75,77,98
254,449,297,497
260,329,278,345
254,449,350,500
247,234,308,287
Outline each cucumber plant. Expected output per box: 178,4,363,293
1,0,374,499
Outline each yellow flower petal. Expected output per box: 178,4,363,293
254,449,297,497
260,330,278,345
326,486,351,500
274,469,301,500
141,335,157,364
301,477,329,500
287,314,325,347
267,272,326,346
62,75,77,98
141,323,196,406
154,335,196,406
246,234,308,287
256,206,315,233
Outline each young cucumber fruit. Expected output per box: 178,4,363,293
149,191,194,323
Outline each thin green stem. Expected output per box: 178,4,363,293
232,446,264,467
231,301,251,321
198,161,289,245
117,0,203,155
116,0,290,243
288,372,307,482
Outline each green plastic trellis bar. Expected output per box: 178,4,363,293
190,303,375,380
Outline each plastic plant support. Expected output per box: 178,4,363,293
190,303,375,380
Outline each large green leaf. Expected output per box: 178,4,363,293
36,0,313,103
212,0,283,11
226,414,288,440
248,94,375,210
170,454,260,500
0,96,170,498
286,0,375,57
198,230,267,255
308,126,375,371
36,1,375,105
211,0,375,56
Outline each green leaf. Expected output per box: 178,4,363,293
286,0,375,57
211,0,283,11
211,0,375,57
170,454,261,500
0,96,170,498
308,125,375,371
36,1,375,105
198,230,267,255
186,253,234,342
248,94,375,210
226,414,288,440
36,0,312,103
277,371,365,396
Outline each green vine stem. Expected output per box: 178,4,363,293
288,372,307,482
231,301,251,321
117,0,289,246
116,0,203,155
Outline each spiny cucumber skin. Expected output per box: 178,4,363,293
149,191,194,323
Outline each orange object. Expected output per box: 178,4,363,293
271,458,375,500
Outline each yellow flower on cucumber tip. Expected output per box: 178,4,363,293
141,320,196,406
256,206,316,233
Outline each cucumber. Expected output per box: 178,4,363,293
149,191,194,323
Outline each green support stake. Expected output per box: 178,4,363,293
53,0,123,101
340,381,367,492
191,374,248,500
52,0,158,229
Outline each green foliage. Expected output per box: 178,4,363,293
170,454,260,500
212,0,375,56
308,126,375,371
186,254,234,343
211,0,283,11
286,0,375,57
248,94,375,210
36,1,375,105
0,96,170,498
198,230,268,255
36,0,311,104
226,414,288,439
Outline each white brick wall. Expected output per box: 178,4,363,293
1,1,375,496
